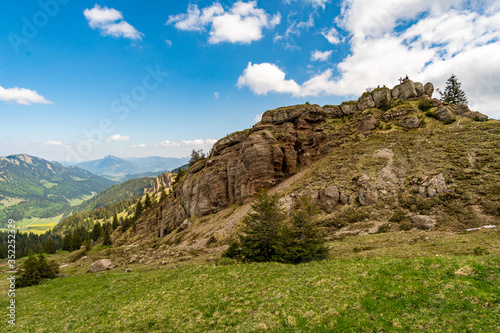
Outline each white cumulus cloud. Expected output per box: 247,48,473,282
238,1,500,118
322,27,340,44
130,144,147,148
0,85,52,105
311,50,332,61
167,1,281,44
84,5,144,40
237,62,301,96
106,134,130,143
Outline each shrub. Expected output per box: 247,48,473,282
425,111,437,119
377,223,392,233
444,119,456,125
399,221,414,231
389,209,406,223
16,253,59,288
418,100,433,112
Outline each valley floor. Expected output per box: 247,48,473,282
0,228,499,332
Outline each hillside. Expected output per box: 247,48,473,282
74,177,154,212
0,154,114,228
117,80,498,252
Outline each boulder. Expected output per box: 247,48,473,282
424,82,434,98
456,103,470,115
434,107,456,122
399,80,418,100
88,259,114,273
357,115,377,134
279,196,295,213
456,104,488,121
357,174,371,187
372,88,391,109
399,116,421,128
359,188,378,206
415,82,425,96
125,268,133,273
339,190,350,205
129,255,138,264
357,92,376,111
319,186,340,213
412,215,436,229
340,102,358,115
430,98,442,107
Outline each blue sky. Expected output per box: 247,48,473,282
1,0,499,162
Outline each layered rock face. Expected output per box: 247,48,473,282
148,80,489,237
147,173,173,194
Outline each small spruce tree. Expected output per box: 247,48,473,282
134,199,143,220
224,189,285,262
62,232,73,251
84,238,92,252
440,74,468,104
92,222,102,241
160,186,167,201
72,231,82,251
102,229,112,246
16,253,58,288
45,237,56,254
112,213,119,230
144,193,152,209
279,197,329,263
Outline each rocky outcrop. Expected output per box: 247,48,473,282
424,82,434,98
138,79,489,240
320,186,340,213
88,259,114,273
412,215,436,229
419,173,447,198
357,174,378,206
455,103,488,122
434,107,456,122
147,173,173,194
399,116,420,128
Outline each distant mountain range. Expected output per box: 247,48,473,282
0,154,114,226
72,155,189,179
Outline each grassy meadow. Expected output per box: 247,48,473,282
0,228,499,332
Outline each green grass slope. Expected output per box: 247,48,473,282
1,228,499,332
0,254,498,332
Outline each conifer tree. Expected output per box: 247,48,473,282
62,232,73,251
440,74,468,104
45,237,56,254
102,229,112,246
134,199,143,220
112,213,119,230
0,246,5,259
160,186,167,201
279,197,328,263
144,193,152,209
16,252,58,288
72,231,82,251
92,222,102,241
84,238,92,252
224,189,285,262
